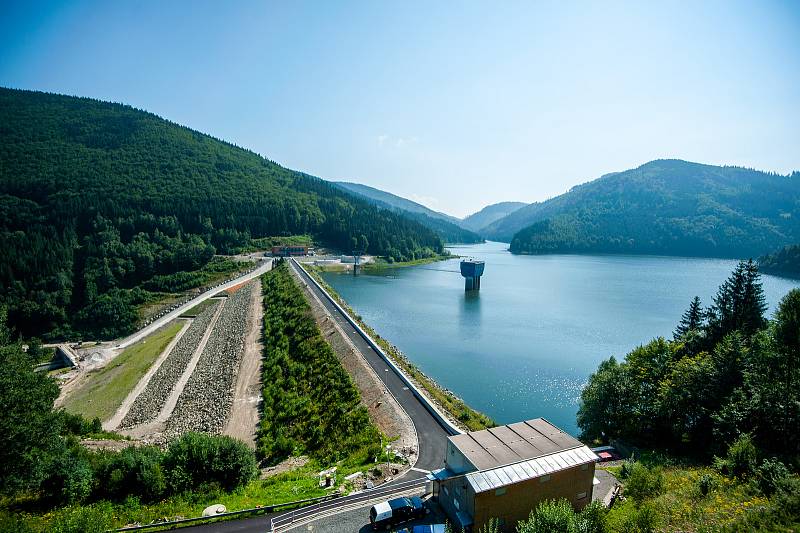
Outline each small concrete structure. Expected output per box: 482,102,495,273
429,418,598,531
202,504,226,516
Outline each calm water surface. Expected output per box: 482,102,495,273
320,241,798,435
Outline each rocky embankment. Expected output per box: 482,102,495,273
166,283,254,435
120,301,221,429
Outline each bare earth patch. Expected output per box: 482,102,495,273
260,455,310,479
223,277,264,448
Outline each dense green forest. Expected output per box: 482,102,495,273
460,201,526,233
758,244,800,278
334,181,483,244
576,261,800,528
579,260,795,455
485,160,800,257
258,261,380,465
0,88,443,340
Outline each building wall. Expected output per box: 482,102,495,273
444,441,476,474
472,462,596,531
271,246,308,257
437,476,475,530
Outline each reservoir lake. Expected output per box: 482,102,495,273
320,241,798,435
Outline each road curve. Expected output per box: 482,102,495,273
116,258,273,350
181,259,451,532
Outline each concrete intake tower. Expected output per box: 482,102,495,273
460,259,485,291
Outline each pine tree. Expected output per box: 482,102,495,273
706,260,768,343
741,259,767,335
674,296,704,339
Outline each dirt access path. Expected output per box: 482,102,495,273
104,319,190,430
223,278,264,449
288,266,418,463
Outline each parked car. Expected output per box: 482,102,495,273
397,525,446,533
369,496,426,530
592,445,621,462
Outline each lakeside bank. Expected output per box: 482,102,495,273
301,262,494,432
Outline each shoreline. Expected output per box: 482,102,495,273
302,263,494,432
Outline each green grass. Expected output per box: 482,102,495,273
61,322,184,422
607,464,773,531
180,298,220,318
2,462,377,532
244,234,313,253
303,264,494,432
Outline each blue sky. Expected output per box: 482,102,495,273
1,1,799,217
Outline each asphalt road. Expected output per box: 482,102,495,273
290,259,450,474
182,260,451,532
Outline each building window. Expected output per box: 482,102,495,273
495,487,507,496
443,486,449,496
581,464,589,470
539,475,551,483
454,498,460,510
577,491,587,499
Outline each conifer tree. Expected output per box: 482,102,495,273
741,259,768,335
705,260,767,342
674,296,704,339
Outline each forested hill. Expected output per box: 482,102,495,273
0,88,442,339
758,244,800,278
493,159,800,258
461,201,526,233
334,181,482,244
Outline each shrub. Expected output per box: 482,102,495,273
755,457,790,496
163,432,257,493
94,446,166,501
726,433,758,479
40,451,94,505
697,472,717,496
623,463,665,502
619,459,635,479
577,501,608,533
518,498,576,533
58,411,103,436
477,518,501,533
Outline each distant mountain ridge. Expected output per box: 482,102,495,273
334,181,483,244
461,201,527,233
0,88,443,339
490,159,800,258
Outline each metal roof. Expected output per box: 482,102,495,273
448,418,585,471
466,445,598,494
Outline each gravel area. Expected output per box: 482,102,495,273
166,282,255,436
119,301,221,429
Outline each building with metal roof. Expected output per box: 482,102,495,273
429,418,599,531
